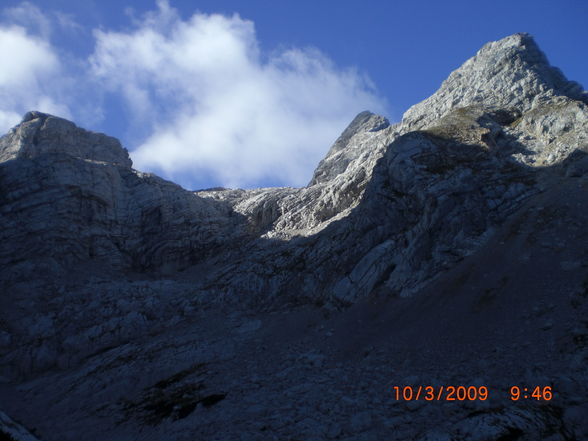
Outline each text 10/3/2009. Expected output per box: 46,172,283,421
392,386,553,402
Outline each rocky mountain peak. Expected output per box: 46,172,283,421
328,111,390,154
402,33,588,130
2,33,588,441
309,111,391,185
0,111,132,167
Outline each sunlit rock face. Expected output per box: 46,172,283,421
1,33,588,441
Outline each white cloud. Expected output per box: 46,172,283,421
54,11,84,34
90,0,387,189
0,1,101,134
0,3,100,134
0,25,71,132
2,2,52,39
2,2,84,39
0,0,387,189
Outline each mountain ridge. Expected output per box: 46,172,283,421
1,33,588,441
402,32,588,130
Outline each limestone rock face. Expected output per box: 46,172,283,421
0,111,250,280
1,34,588,441
402,33,588,130
310,110,392,185
0,111,133,167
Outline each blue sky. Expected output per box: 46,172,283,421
0,0,586,190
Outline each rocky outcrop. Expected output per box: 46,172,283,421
0,111,133,166
0,113,249,277
309,110,392,185
402,33,588,131
1,33,587,441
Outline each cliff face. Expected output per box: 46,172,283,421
1,33,588,441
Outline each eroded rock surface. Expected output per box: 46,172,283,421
1,33,587,441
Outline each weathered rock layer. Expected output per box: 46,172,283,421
1,33,588,441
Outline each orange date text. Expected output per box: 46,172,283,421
392,385,489,401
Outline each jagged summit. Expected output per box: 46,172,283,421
309,111,391,185
326,111,390,155
0,110,132,167
2,32,588,441
402,33,587,130
312,33,588,187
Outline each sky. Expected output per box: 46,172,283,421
0,0,586,190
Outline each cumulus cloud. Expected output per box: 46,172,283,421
91,0,387,189
0,24,71,132
0,2,105,135
0,0,387,188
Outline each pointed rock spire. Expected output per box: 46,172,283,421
309,111,390,185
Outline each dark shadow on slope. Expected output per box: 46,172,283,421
0,152,253,280
1,106,587,384
2,110,588,441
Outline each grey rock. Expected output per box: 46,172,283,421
402,33,587,131
0,411,42,441
0,111,132,167
563,404,588,440
310,110,392,185
0,330,12,347
0,33,587,441
350,411,373,432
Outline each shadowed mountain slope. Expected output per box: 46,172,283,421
1,33,587,441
